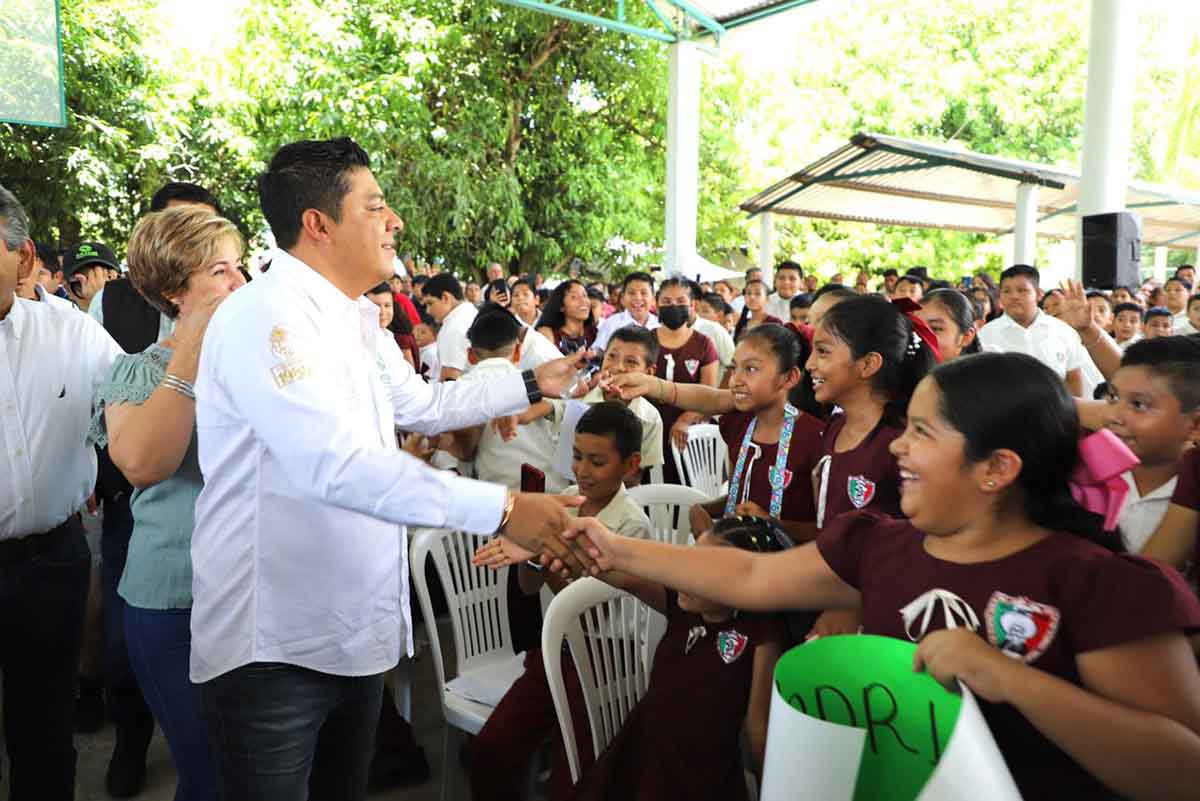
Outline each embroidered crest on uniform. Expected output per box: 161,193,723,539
716,629,749,664
847,475,876,509
269,327,312,389
984,592,1061,663
768,464,793,490
685,358,700,376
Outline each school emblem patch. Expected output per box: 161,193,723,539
847,475,876,509
984,592,1061,663
716,629,748,664
685,358,700,376
768,464,793,490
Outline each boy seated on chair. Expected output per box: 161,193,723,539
440,305,561,490
497,325,665,486
468,402,650,801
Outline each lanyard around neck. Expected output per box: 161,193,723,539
724,404,797,520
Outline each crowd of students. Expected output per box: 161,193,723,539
1,133,1199,801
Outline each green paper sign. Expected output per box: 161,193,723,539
774,635,962,801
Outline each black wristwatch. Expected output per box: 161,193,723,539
522,368,543,404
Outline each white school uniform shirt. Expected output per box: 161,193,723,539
593,310,659,351
459,356,563,493
517,325,563,370
563,483,651,540
547,386,664,482
1176,319,1199,336
977,311,1086,379
1118,471,1178,553
435,301,477,375
419,343,440,382
1172,311,1192,335
765,293,795,323
0,297,122,539
189,252,529,683
692,316,735,379
1117,334,1142,353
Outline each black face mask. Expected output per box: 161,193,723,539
658,305,690,330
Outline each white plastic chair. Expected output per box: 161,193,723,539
670,423,730,500
627,483,708,545
410,528,521,801
541,577,667,783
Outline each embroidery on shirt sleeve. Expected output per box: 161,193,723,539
269,327,313,389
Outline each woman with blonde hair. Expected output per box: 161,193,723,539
89,205,245,801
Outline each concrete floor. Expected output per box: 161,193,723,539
1,626,462,801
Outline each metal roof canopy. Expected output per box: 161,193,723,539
492,1,817,43
741,132,1200,250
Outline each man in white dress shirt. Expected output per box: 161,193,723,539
978,264,1087,397
0,184,124,800
190,138,590,801
593,271,658,351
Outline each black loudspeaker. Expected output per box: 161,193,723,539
1082,212,1141,290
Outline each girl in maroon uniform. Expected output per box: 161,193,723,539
609,324,824,543
567,352,1200,801
652,278,719,484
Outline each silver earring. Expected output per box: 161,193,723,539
985,480,996,489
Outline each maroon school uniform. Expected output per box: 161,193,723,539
817,513,1200,801
652,330,718,484
568,592,785,801
1172,447,1200,570
816,414,905,529
718,409,825,523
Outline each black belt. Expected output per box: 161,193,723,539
0,516,80,566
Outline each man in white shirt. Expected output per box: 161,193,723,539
593,271,658,351
420,271,476,380
978,264,1087,396
190,138,591,801
0,184,124,800
765,261,803,321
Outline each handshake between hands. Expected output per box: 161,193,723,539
472,493,620,580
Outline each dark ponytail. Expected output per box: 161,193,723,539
931,353,1111,547
924,289,981,354
819,295,937,426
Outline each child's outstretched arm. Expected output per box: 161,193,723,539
563,517,860,613
607,372,736,416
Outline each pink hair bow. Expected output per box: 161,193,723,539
1068,429,1139,531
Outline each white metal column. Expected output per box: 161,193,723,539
1013,183,1039,265
1153,246,1168,284
1076,0,1138,279
758,213,775,285
664,39,700,277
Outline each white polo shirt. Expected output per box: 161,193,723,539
563,482,650,540
765,293,796,323
977,311,1086,379
459,356,563,493
1118,471,1178,553
1172,311,1192,335
692,316,735,378
594,310,659,351
190,252,529,682
0,297,122,539
436,300,477,375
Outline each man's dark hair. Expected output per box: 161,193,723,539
258,138,372,249
1113,302,1142,318
575,401,643,461
622,271,655,292
700,292,729,313
775,260,803,277
1166,276,1193,292
883,268,899,278
1175,264,1195,277
34,240,58,270
467,305,522,355
813,283,855,301
412,274,429,290
422,272,463,301
1085,290,1113,311
150,182,223,214
608,325,659,364
366,282,391,296
1000,264,1040,288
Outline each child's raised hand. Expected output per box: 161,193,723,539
561,516,620,575
1057,279,1093,334
471,536,536,569
913,627,1019,704
492,415,519,442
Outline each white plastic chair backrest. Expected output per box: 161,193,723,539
627,483,708,545
409,528,514,698
542,577,667,783
670,423,729,500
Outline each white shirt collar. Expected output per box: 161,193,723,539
1,294,26,340
444,301,475,326
271,250,363,317
1120,470,1178,504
